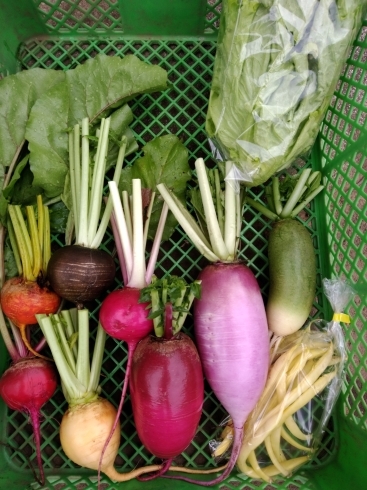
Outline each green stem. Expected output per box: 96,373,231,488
122,190,133,244
60,309,78,359
7,218,22,276
76,309,90,389
290,185,325,218
0,307,19,362
90,136,127,249
272,176,283,215
151,288,163,337
265,184,276,214
26,205,42,278
8,205,35,281
43,196,62,207
143,191,156,250
73,124,81,237
235,189,243,255
280,169,312,218
69,131,79,236
37,196,44,261
224,161,237,260
53,314,77,374
16,206,34,269
77,117,90,246
157,183,220,263
128,179,146,289
37,314,85,401
176,288,198,333
214,169,224,236
145,202,169,285
245,197,279,221
43,205,51,272
88,323,106,393
65,210,74,246
195,158,229,261
87,118,111,246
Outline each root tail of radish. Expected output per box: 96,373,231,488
97,343,135,489
29,408,45,487
162,426,243,486
137,458,173,482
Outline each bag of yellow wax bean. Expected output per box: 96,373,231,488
210,277,354,483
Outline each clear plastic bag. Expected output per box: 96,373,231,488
211,277,355,482
206,0,367,187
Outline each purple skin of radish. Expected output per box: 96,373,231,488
164,262,270,485
98,287,154,478
130,303,204,481
0,358,57,486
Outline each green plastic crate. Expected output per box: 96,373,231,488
0,1,365,489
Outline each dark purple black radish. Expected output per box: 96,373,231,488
48,117,127,305
47,245,115,304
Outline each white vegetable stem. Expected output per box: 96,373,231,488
87,118,111,245
108,181,133,280
224,160,237,259
108,180,167,289
156,183,220,262
195,158,229,260
129,179,146,289
145,202,169,284
158,157,242,263
77,118,90,245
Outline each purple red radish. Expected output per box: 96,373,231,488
128,277,203,480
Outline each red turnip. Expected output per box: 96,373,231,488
0,357,57,486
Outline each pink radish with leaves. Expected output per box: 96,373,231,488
157,158,270,485
98,178,169,484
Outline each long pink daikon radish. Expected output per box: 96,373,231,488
157,158,270,485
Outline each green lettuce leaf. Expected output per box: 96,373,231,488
26,54,168,198
119,134,192,241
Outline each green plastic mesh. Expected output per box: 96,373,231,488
318,22,367,431
0,35,334,490
0,4,366,490
34,0,123,35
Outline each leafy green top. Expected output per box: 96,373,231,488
120,134,192,241
25,54,168,198
140,275,201,338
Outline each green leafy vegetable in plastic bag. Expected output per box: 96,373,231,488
206,0,367,187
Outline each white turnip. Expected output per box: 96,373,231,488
37,308,162,486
